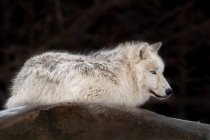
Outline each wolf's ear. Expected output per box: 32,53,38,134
139,43,149,60
151,42,162,53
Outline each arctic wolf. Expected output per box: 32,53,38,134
5,42,173,108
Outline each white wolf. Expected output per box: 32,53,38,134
5,41,173,108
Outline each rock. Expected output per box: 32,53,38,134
0,103,209,140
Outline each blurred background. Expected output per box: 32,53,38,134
0,0,210,123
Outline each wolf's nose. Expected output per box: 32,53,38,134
165,88,173,96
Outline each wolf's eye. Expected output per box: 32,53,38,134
150,71,156,75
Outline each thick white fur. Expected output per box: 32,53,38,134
5,42,171,108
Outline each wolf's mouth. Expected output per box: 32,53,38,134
149,90,166,98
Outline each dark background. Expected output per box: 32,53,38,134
0,0,210,123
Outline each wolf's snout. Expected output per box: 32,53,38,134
165,88,173,96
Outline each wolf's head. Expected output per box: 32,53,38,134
134,42,173,102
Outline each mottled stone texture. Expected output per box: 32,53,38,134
0,103,210,140
0,0,210,123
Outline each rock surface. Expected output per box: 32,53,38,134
0,103,209,140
